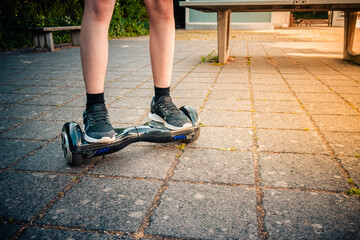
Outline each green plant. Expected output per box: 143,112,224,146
346,178,360,198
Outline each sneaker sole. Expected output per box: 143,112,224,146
148,113,192,130
84,133,116,143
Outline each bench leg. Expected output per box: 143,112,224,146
33,32,54,52
71,30,81,46
217,10,231,64
344,11,360,64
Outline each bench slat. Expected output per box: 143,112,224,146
37,26,81,32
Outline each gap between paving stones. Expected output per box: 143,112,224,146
260,42,358,191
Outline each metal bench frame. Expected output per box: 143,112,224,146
33,26,81,52
180,0,360,64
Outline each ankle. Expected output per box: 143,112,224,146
86,92,105,109
154,86,170,102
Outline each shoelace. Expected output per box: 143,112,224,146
88,106,110,126
158,100,180,115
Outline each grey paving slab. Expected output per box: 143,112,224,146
189,126,252,150
263,189,360,240
23,94,77,106
255,113,314,130
174,82,212,90
0,104,54,120
51,87,85,96
204,98,251,111
146,182,257,239
212,83,249,91
17,86,60,95
108,108,147,124
322,132,360,156
254,100,303,113
106,80,145,89
173,149,254,184
1,120,63,141
209,89,250,100
259,153,347,191
296,92,344,102
216,77,248,84
19,227,133,240
0,224,21,240
38,177,161,233
40,106,83,122
251,84,289,92
200,110,252,127
89,146,177,179
109,97,152,109
302,101,359,115
125,88,154,97
12,142,85,173
253,91,295,101
182,76,216,83
257,129,328,154
172,88,208,99
312,115,360,132
0,93,36,104
172,97,204,111
0,139,43,168
340,156,360,186
0,171,71,221
0,119,23,133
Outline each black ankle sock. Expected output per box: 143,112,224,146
86,92,105,109
154,86,170,102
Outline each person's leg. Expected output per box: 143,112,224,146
144,0,191,130
81,0,116,143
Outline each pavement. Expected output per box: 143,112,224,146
0,28,360,239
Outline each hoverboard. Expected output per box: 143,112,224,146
61,106,200,166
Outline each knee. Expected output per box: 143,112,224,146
146,0,174,23
89,0,115,23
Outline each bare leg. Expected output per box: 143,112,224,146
144,0,175,88
80,0,115,94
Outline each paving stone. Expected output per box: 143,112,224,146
17,86,60,94
209,89,250,99
109,97,152,109
263,189,360,240
251,84,289,92
38,177,161,233
322,132,360,156
212,83,249,91
296,92,344,102
52,87,85,96
216,77,248,84
189,126,252,150
125,88,154,97
200,110,252,127
340,93,360,103
250,74,284,84
13,142,85,173
19,227,133,240
89,146,177,179
172,89,208,99
254,100,303,113
330,86,360,94
312,115,360,132
0,105,54,120
0,139,43,168
0,93,36,104
0,119,23,133
255,113,314,130
175,82,212,90
253,91,295,101
108,108,147,124
0,171,71,221
106,80,145,89
24,94,76,106
257,129,327,154
204,98,251,111
1,120,63,141
172,97,204,111
302,101,358,115
173,149,254,184
0,224,21,240
340,156,360,186
259,153,347,191
146,182,257,239
181,76,215,83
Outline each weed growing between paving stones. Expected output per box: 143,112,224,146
346,178,360,198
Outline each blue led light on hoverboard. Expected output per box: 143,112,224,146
95,147,110,155
173,135,186,140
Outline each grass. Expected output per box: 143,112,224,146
346,178,360,198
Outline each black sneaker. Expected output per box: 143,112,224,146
149,96,192,130
83,103,116,143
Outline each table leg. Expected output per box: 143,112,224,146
344,11,360,64
217,10,231,64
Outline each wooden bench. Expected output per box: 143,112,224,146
33,26,81,52
180,0,360,64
